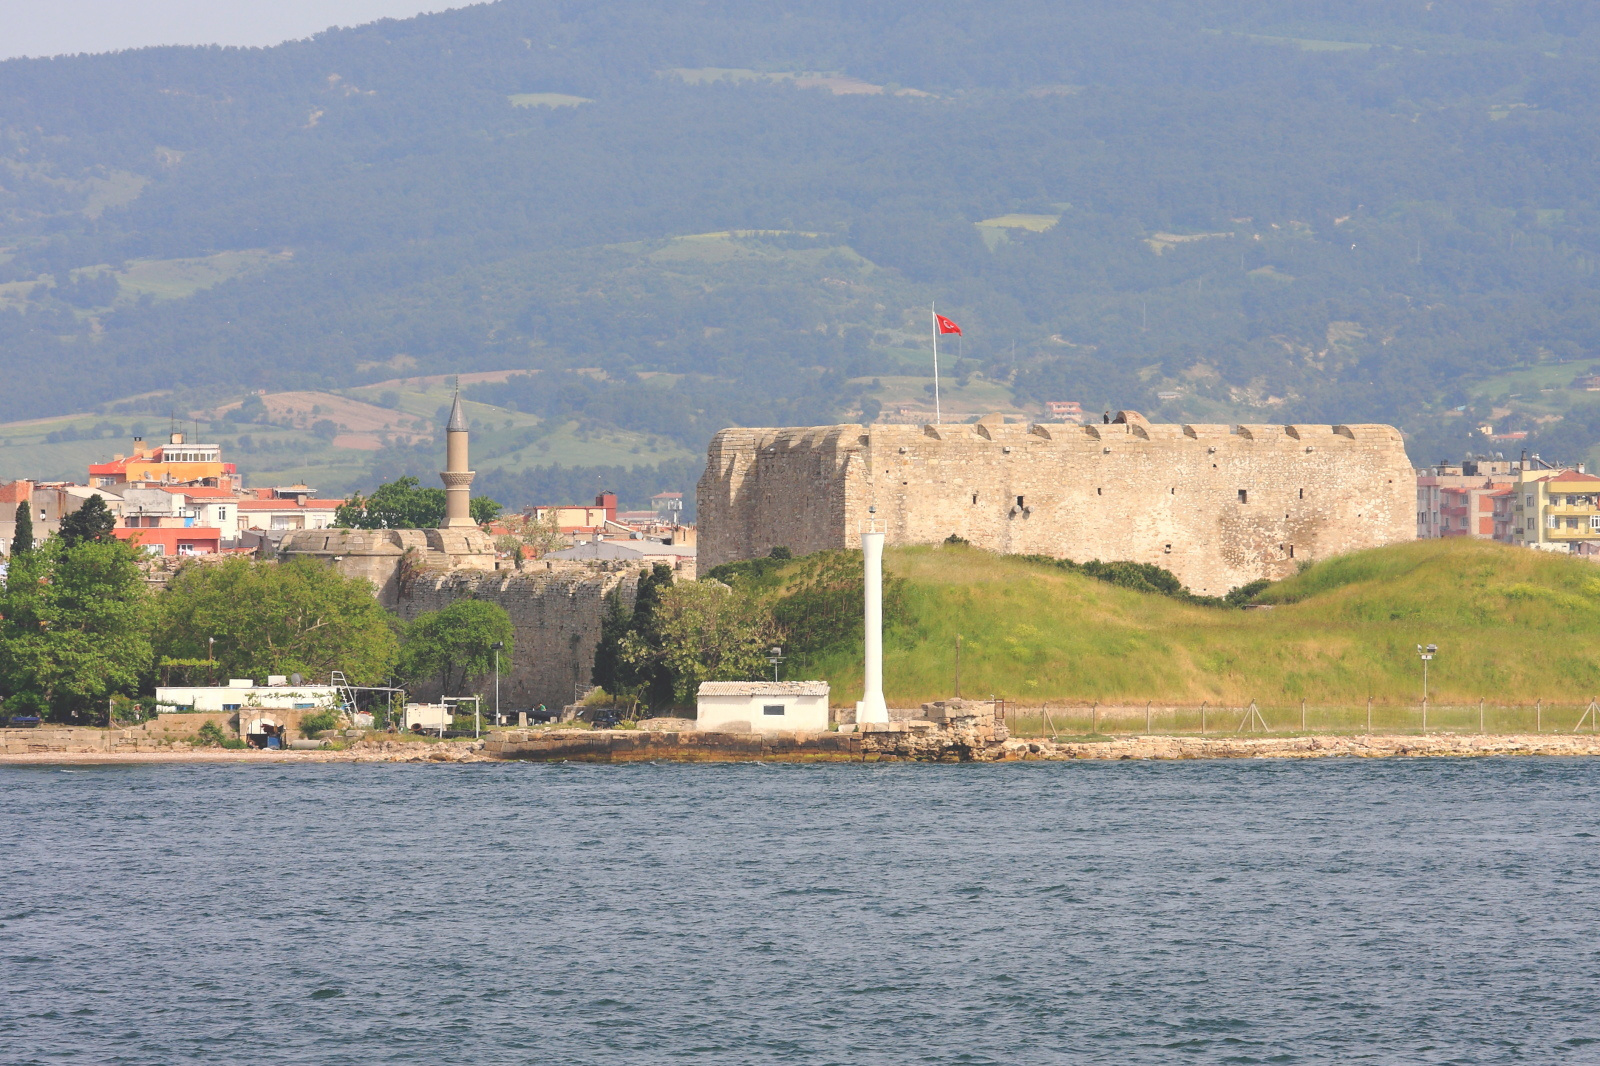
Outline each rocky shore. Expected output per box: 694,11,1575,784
6,726,1600,766
988,732,1600,761
0,739,497,765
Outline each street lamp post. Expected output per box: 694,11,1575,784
490,641,504,736
1417,643,1437,731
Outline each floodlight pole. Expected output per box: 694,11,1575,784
1417,644,1437,732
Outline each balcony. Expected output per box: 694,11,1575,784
1547,525,1600,540
1546,503,1600,516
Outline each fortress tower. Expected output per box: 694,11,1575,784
441,385,476,529
696,412,1415,595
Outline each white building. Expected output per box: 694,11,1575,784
155,677,341,713
695,681,830,732
404,703,453,731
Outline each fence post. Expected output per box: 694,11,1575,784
1479,697,1484,734
1145,701,1151,734
1300,699,1306,732
1092,702,1098,735
1366,696,1372,734
1200,701,1207,735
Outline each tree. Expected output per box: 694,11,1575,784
58,495,115,548
10,500,32,555
624,579,777,705
591,563,676,708
396,600,514,695
470,496,503,526
155,557,399,684
515,510,567,558
336,477,447,529
0,537,152,719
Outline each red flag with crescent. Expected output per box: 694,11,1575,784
935,314,962,335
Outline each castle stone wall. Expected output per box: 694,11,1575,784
391,562,642,710
698,416,1414,594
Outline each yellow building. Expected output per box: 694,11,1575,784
1510,470,1600,552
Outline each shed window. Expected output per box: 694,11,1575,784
762,704,785,716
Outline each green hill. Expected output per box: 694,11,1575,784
4,1,1600,473
760,540,1600,715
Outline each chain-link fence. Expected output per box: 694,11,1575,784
1002,698,1600,738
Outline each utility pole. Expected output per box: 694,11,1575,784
1417,644,1437,732
490,642,504,735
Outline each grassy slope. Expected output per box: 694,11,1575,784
802,539,1600,707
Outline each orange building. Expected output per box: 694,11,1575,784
89,432,240,491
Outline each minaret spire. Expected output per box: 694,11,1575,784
440,377,476,528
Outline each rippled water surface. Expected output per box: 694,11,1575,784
3,758,1599,1064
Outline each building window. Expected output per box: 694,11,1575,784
1238,489,1248,504
1591,516,1600,531
1528,519,1536,531
223,703,241,711
218,508,226,522
762,705,785,716
1527,495,1535,507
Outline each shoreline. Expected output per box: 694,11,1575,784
5,731,1600,765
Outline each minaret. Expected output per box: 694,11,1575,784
440,382,476,528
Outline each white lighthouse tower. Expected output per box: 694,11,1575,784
856,508,889,726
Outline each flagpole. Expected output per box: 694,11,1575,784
931,301,942,424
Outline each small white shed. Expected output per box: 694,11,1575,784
695,681,830,732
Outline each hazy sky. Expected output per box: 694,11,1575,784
0,1,473,61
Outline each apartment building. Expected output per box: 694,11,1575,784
1416,460,1520,540
1508,470,1600,554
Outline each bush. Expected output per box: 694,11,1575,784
298,709,341,737
195,720,229,746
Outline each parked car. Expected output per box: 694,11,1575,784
6,715,42,728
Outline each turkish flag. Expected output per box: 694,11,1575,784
935,314,962,335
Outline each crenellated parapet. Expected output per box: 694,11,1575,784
697,414,1414,594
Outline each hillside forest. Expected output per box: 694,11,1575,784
4,1,1600,507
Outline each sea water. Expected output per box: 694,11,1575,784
2,758,1597,1064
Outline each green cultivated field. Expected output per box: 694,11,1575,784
797,539,1600,715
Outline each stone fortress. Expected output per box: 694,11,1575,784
698,411,1414,594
